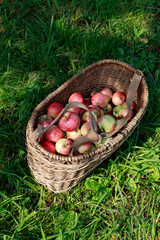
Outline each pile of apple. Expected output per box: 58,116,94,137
37,88,135,156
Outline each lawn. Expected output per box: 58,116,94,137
0,0,160,239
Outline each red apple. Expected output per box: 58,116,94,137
38,115,53,128
55,138,72,155
68,106,81,114
128,110,134,121
121,102,134,120
40,140,56,154
88,105,101,118
58,111,80,132
68,92,84,115
100,109,104,116
80,108,87,116
79,98,91,116
131,101,136,109
113,105,123,118
101,87,113,100
113,103,134,121
97,114,116,133
68,92,84,103
120,102,128,117
122,109,134,121
44,125,64,143
81,122,92,136
81,111,98,123
81,105,101,118
91,92,110,108
112,91,126,105
47,102,63,119
77,142,92,154
104,103,113,114
66,128,82,140
120,101,135,111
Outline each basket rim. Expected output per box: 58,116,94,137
26,59,149,163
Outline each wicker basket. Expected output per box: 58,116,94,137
26,59,149,193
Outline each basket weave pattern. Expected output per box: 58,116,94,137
26,59,149,193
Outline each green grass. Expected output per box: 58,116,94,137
0,0,160,239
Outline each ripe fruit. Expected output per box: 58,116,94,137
55,138,72,155
131,101,136,109
88,105,101,118
113,105,123,118
37,114,53,128
68,92,84,114
81,122,92,136
44,125,64,143
37,85,136,157
100,108,104,116
79,98,91,115
120,102,129,117
122,108,134,121
77,142,92,154
66,128,82,140
104,103,113,114
101,87,113,100
91,92,110,108
113,102,134,121
120,102,134,120
97,114,116,133
81,111,98,123
112,91,126,105
68,92,84,103
58,111,80,132
128,110,134,121
81,105,101,118
40,140,56,154
68,106,81,114
47,102,63,119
